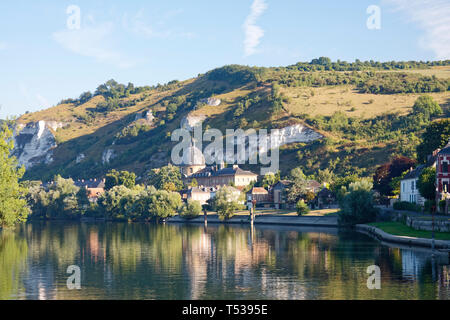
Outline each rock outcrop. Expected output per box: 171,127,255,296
12,121,64,169
200,97,221,107
134,110,154,124
102,148,116,165
180,115,206,132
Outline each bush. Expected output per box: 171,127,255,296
296,200,310,216
439,200,447,213
338,180,378,226
424,200,434,213
393,201,422,212
180,199,202,219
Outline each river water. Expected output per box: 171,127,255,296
0,221,449,300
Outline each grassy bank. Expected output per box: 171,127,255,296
368,221,450,241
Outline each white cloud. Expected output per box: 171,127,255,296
123,9,194,39
384,0,450,59
243,0,268,57
52,22,135,68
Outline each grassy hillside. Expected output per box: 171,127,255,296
17,60,450,181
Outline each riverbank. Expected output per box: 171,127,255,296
356,223,450,250
168,214,339,227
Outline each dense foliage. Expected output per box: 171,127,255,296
417,167,437,201
147,165,183,192
0,123,30,228
373,156,416,196
416,119,450,163
105,169,136,190
338,180,378,226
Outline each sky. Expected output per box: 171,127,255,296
0,0,449,118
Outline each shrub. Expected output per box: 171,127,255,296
338,180,378,226
296,200,310,216
393,201,422,212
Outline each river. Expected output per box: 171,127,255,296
0,221,449,300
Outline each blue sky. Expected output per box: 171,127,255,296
1,0,449,118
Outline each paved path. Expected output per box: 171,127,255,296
167,214,338,227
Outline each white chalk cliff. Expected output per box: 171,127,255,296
12,121,65,169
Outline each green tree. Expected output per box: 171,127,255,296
262,172,279,188
190,178,198,188
338,179,378,226
412,95,442,119
97,185,133,220
296,200,310,216
213,186,244,220
315,168,334,184
149,190,182,219
147,165,183,191
105,169,136,190
416,119,450,163
417,167,436,201
180,199,202,219
0,123,30,228
287,167,308,203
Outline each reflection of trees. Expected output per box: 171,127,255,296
0,231,28,299
3,222,447,299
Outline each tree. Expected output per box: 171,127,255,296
287,168,308,203
180,199,202,219
338,180,378,226
315,168,334,184
97,185,134,220
213,186,244,220
417,167,436,201
147,165,183,191
148,190,182,219
105,169,136,190
373,156,416,196
416,119,450,163
296,200,310,216
0,123,30,228
412,95,442,119
262,172,279,188
190,178,198,188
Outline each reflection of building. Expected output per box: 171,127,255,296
401,250,427,280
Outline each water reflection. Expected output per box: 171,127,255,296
0,222,449,300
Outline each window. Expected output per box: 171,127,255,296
444,181,449,193
411,180,414,191
402,182,405,192
443,162,449,173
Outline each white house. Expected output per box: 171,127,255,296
400,165,426,205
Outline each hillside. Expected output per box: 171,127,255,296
14,59,450,182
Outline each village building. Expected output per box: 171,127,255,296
400,165,427,205
271,180,292,209
246,187,271,207
181,187,217,205
399,152,437,206
74,178,106,202
179,144,258,188
436,140,450,213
